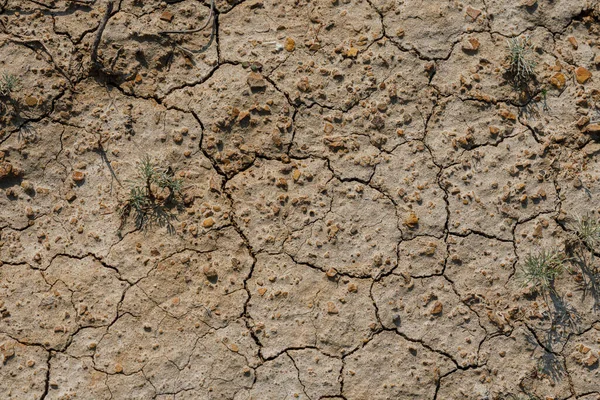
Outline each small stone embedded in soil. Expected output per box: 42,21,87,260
247,72,267,90
575,67,592,84
72,171,85,182
583,353,598,367
25,96,38,107
345,47,359,58
465,6,481,21
65,190,77,202
550,72,566,89
568,36,578,49
403,212,419,229
430,301,443,315
462,37,480,52
160,11,174,22
326,268,338,278
585,124,600,134
284,37,295,52
327,302,339,314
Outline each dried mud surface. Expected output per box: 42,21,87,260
1,0,600,399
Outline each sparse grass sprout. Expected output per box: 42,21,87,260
507,35,536,83
570,214,600,249
119,156,183,233
520,249,565,293
0,73,21,96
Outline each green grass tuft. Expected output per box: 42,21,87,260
519,249,565,293
0,73,21,96
507,36,536,84
570,214,600,249
119,156,183,233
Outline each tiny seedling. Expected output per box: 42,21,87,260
540,87,549,112
507,36,536,84
570,214,600,249
0,73,20,97
519,249,565,293
119,156,183,233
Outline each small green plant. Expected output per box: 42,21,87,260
507,35,536,84
570,214,600,249
0,73,20,97
119,156,183,233
519,249,565,293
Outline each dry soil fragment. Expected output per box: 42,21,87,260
556,22,600,69
220,0,383,73
165,322,257,397
373,275,484,366
273,39,411,110
445,234,515,333
284,181,401,277
426,97,520,166
288,349,343,399
396,236,447,277
165,64,293,176
438,368,493,399
479,326,572,398
135,229,252,322
47,353,111,399
106,372,156,399
556,146,600,217
372,141,445,238
564,325,600,395
0,334,48,399
441,133,557,240
293,105,381,181
485,0,586,35
238,354,306,399
575,66,592,84
343,331,454,399
0,263,76,350
0,42,71,121
94,311,257,396
227,158,332,253
248,253,377,358
43,256,128,329
98,3,217,98
373,0,486,59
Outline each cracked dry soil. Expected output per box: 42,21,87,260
1,0,600,399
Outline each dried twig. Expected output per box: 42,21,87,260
159,0,214,35
158,0,216,54
91,0,114,65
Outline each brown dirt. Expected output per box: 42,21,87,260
1,0,600,399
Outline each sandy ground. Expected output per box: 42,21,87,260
1,0,600,399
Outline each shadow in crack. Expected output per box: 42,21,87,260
566,243,600,313
524,330,567,384
536,350,566,383
548,289,581,335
